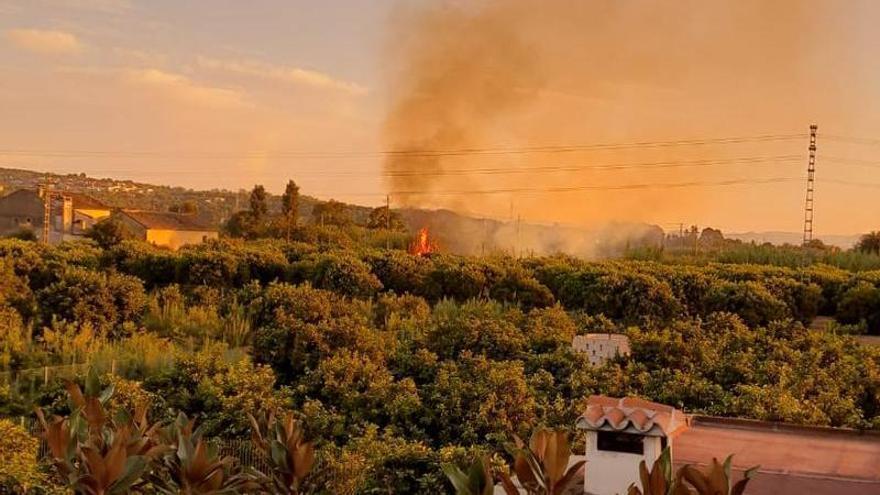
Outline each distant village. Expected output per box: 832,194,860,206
0,168,231,249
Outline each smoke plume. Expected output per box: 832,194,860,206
382,0,876,251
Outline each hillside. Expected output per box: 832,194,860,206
0,167,669,256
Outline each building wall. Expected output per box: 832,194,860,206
73,209,111,234
0,191,43,237
145,229,218,250
572,334,632,366
583,432,662,495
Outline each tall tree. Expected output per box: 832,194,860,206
367,205,406,231
856,231,880,255
250,185,268,220
86,218,129,249
311,200,351,227
281,179,300,240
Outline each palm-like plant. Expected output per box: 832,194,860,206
678,456,758,495
248,411,315,495
151,413,259,495
500,429,585,495
626,447,689,495
36,368,164,495
443,456,497,495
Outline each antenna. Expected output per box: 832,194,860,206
802,124,818,246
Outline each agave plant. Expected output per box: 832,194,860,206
500,428,586,495
626,447,689,495
151,412,260,495
678,456,758,495
442,456,496,495
248,411,315,495
36,368,164,495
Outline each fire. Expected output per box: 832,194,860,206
408,227,437,256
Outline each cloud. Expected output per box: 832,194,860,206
120,68,250,109
196,56,368,96
112,47,167,66
5,28,83,55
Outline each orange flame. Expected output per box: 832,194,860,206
408,227,437,256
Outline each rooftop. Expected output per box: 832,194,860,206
675,416,880,495
64,191,109,210
576,395,686,437
119,209,215,232
1,189,108,210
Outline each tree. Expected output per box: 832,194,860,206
311,200,351,227
224,211,260,239
6,228,37,242
367,206,405,231
250,185,269,220
855,231,880,255
86,218,129,249
281,180,301,236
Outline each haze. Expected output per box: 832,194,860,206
3,0,880,236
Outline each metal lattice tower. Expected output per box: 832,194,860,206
802,124,817,246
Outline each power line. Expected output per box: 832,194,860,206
823,156,880,169
823,178,880,189
0,133,803,160
381,155,802,177
313,176,803,198
72,154,804,179
823,135,880,147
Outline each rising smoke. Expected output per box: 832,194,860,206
382,0,866,255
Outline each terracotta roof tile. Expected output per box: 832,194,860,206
576,395,687,437
120,210,215,231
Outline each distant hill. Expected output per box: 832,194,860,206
2,166,862,255
0,166,358,227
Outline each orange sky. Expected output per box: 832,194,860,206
2,0,880,235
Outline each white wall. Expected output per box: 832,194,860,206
583,432,662,495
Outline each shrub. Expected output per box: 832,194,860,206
0,418,47,491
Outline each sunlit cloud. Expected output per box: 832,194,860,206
196,56,368,96
112,47,167,66
5,28,83,55
120,68,251,109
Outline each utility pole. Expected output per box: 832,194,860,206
803,124,818,246
42,186,51,244
516,214,521,258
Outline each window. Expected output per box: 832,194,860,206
597,431,644,455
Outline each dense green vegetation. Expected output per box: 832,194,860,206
1,233,880,493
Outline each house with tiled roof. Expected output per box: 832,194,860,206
575,395,880,495
114,209,218,250
577,396,688,495
0,189,111,242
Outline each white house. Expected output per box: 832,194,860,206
576,396,688,495
572,334,631,366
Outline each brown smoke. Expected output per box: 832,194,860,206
383,0,876,250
